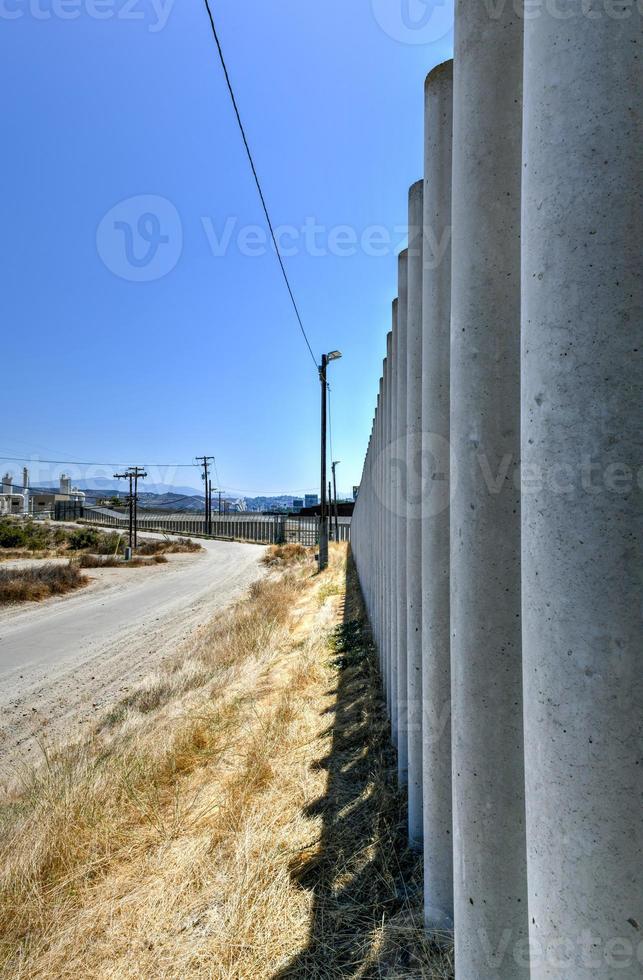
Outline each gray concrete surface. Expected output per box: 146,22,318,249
521,10,642,978
406,180,424,851
421,58,454,934
395,249,409,787
390,301,399,742
450,4,528,976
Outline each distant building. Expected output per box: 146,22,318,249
0,471,28,516
353,485,360,500
304,494,319,509
292,498,304,513
0,471,86,517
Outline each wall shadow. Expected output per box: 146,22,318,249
274,550,438,978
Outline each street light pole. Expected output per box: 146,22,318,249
332,460,340,543
319,354,329,569
319,350,342,571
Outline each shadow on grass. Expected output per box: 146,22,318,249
275,551,453,979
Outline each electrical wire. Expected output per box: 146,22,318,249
202,0,318,371
327,383,334,465
0,455,198,468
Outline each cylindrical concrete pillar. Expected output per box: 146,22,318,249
406,181,424,850
384,329,393,715
395,250,409,786
421,58,454,934
375,383,383,652
522,10,642,978
450,4,528,976
390,300,399,741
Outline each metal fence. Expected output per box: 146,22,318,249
55,503,351,546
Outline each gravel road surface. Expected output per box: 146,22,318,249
0,538,265,777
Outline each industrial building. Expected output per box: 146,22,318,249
0,471,85,517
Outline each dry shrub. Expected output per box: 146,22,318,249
136,536,201,556
0,562,87,605
262,542,311,566
76,554,168,569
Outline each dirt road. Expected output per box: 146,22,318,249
0,539,265,777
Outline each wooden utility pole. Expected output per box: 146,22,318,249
113,466,147,551
195,456,215,536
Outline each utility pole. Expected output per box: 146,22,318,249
318,351,342,571
114,466,147,552
195,456,215,536
218,489,222,515
331,460,340,543
113,471,133,550
131,467,146,548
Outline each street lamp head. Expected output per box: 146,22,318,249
327,350,342,362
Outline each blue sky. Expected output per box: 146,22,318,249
2,0,454,497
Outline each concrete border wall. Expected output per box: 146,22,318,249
351,5,641,976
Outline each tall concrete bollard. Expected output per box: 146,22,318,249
390,300,400,742
450,4,529,976
421,59,454,933
395,250,409,786
374,388,382,653
406,181,424,850
382,332,393,714
522,9,642,978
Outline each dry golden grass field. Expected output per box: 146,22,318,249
0,543,453,979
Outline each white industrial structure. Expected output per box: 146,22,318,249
0,471,85,517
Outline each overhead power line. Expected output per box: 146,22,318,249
202,0,318,371
0,455,198,468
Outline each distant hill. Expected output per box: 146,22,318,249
69,478,205,497
37,481,300,514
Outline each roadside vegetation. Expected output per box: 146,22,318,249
0,563,87,604
0,518,201,562
0,543,452,978
0,520,203,605
262,541,310,566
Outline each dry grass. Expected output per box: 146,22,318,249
76,554,168,569
136,537,202,556
262,542,311,566
0,544,452,978
0,563,87,605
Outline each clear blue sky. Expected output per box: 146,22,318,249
2,0,454,497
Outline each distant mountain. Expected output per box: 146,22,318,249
66,478,205,497
36,480,303,514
